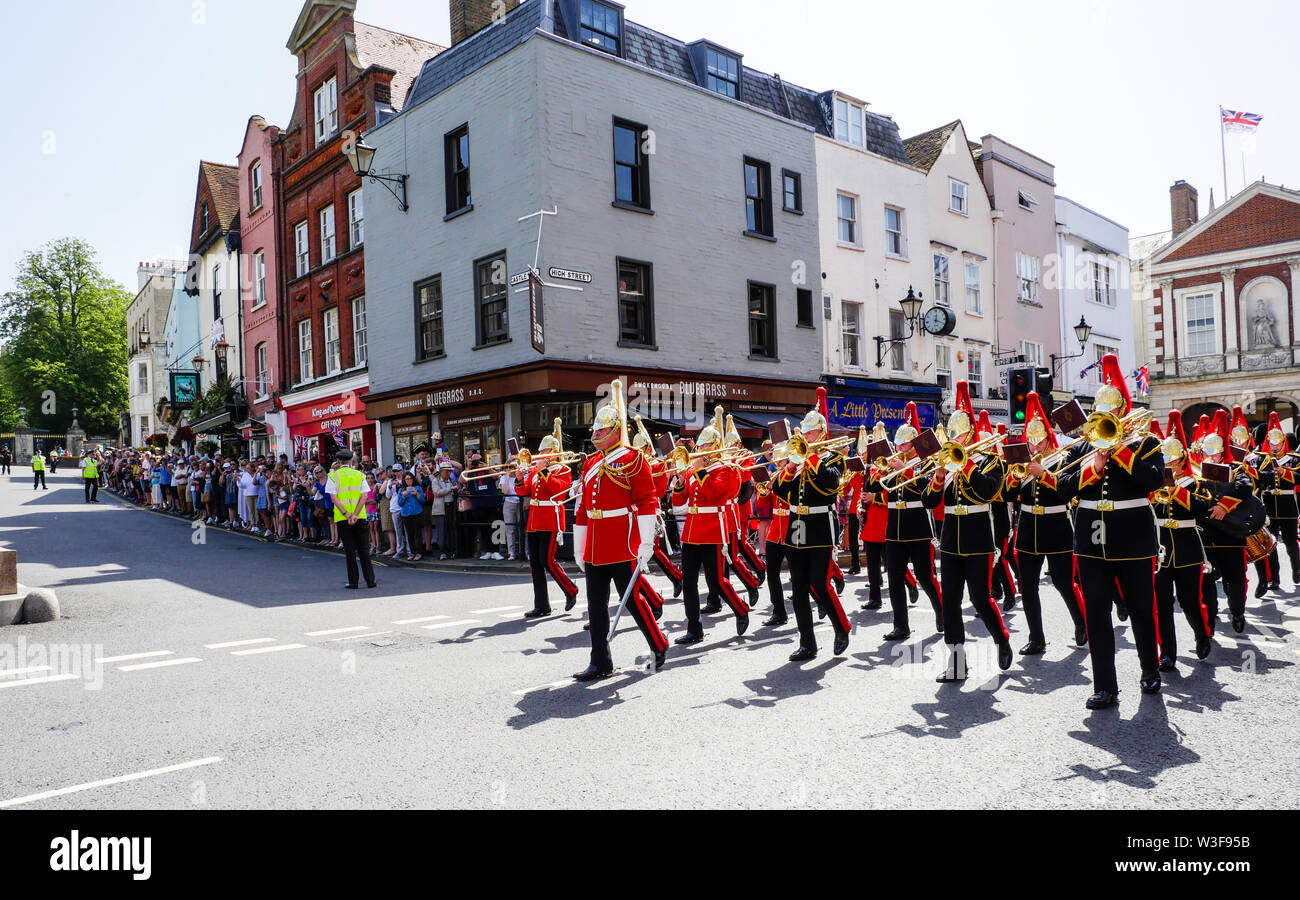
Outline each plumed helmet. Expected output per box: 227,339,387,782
894,402,921,445
1200,409,1230,457
800,387,829,436
872,421,888,442
1162,410,1188,463
1093,355,1132,417
696,423,723,451
591,378,629,446
1266,412,1289,452
1230,406,1253,449
538,417,563,455
724,414,742,448
1023,391,1056,448
947,381,975,438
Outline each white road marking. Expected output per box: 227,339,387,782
305,626,371,637
231,644,307,656
392,615,448,625
472,606,521,615
204,638,277,649
118,657,203,672
0,756,223,809
420,619,479,631
499,613,524,619
96,651,174,664
327,631,392,642
0,673,80,690
0,665,52,678
512,680,572,695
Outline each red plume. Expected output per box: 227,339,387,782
955,381,974,418
1100,354,1132,416
977,410,992,439
1230,405,1253,449
1213,409,1231,450
1167,409,1189,451
1148,419,1164,440
906,401,921,433
816,386,828,422
1024,391,1058,450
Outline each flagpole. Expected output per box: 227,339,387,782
1220,106,1229,200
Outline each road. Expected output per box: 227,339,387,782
1,470,1298,810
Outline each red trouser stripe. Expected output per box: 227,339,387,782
728,542,761,589
715,547,750,617
546,533,577,597
636,573,664,611
985,555,1010,640
1151,557,1162,654
740,536,767,577
822,567,851,634
632,589,669,652
928,544,942,609
653,538,682,583
830,558,844,581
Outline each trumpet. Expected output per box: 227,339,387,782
787,432,855,466
888,433,1009,491
460,450,587,482
1046,409,1153,478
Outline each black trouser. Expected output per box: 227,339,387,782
1205,546,1247,619
33,471,46,489
664,510,681,552
338,519,376,587
765,539,788,615
787,545,845,651
442,507,458,557
1076,556,1160,694
990,507,1017,599
1018,551,1085,643
939,552,1008,647
527,530,577,611
887,541,941,632
1155,564,1210,659
404,516,424,556
846,513,860,571
681,543,747,636
84,478,98,502
1273,518,1300,578
585,560,667,670
864,540,885,604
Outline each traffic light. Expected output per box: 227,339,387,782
1034,367,1054,398
1009,368,1035,425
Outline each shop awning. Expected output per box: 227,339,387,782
188,410,234,433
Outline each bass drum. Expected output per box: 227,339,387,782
1245,527,1277,564
1199,492,1267,539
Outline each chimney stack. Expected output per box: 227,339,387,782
450,0,522,45
1170,180,1199,238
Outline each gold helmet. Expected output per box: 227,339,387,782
1093,383,1125,415
1268,427,1287,449
872,421,888,442
1230,424,1252,447
632,415,654,455
1160,434,1185,463
724,414,742,449
1025,418,1048,444
591,378,630,446
538,418,563,455
1200,432,1224,457
946,409,972,440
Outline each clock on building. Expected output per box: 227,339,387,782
922,306,957,336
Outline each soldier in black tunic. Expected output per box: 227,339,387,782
1053,355,1164,710
1009,392,1087,653
1197,410,1257,634
866,402,944,641
922,382,1014,683
1255,412,1299,591
772,390,851,662
1152,410,1215,668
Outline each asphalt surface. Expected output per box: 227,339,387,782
2,470,1298,810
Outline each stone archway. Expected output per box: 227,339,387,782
1182,400,1228,427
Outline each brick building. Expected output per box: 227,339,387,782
1139,180,1300,431
272,0,441,463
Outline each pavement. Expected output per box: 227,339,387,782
1,470,1298,810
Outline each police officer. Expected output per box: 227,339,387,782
81,451,100,502
328,449,377,590
32,450,47,490
1054,356,1164,709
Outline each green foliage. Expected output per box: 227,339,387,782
190,374,236,419
0,238,130,435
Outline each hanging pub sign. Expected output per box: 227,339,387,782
169,372,201,409
529,272,545,354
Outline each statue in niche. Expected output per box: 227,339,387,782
1251,298,1279,349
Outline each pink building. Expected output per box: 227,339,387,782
236,115,284,457
974,135,1063,380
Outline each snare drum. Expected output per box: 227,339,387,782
1245,527,1277,564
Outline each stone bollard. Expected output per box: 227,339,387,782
22,588,60,623
0,549,15,595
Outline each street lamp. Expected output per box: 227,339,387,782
1050,315,1093,380
139,323,151,346
192,353,206,373
213,339,230,363
343,137,409,213
874,287,925,367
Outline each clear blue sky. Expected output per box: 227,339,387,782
4,0,1298,295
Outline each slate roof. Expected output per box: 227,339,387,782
354,22,445,111
200,161,240,232
902,121,962,172
400,0,910,165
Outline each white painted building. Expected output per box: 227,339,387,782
126,261,187,446
1053,196,1134,402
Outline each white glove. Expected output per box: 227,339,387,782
573,525,587,571
636,514,656,564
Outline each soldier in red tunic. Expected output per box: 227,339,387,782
571,380,669,681
670,417,752,644
634,416,683,601
723,415,768,588
517,419,579,619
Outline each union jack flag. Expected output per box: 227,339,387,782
330,426,349,447
1079,360,1102,380
1132,365,1150,395
1221,108,1263,133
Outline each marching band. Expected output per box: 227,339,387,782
505,357,1296,711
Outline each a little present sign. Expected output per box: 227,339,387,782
548,267,592,284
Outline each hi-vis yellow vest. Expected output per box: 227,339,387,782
32,455,45,471
83,459,99,479
332,467,367,522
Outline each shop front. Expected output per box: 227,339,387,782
824,376,942,434
283,386,375,465
365,362,820,463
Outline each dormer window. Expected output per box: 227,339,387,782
1018,189,1039,210
834,97,864,148
705,48,739,99
579,0,622,56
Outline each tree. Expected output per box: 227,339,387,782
0,238,130,435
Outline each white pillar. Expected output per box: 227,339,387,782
1222,268,1238,370
1158,278,1175,376
1289,260,1300,365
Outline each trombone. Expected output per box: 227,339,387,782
460,449,587,482
786,432,855,465
887,432,1009,491
1046,409,1153,478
